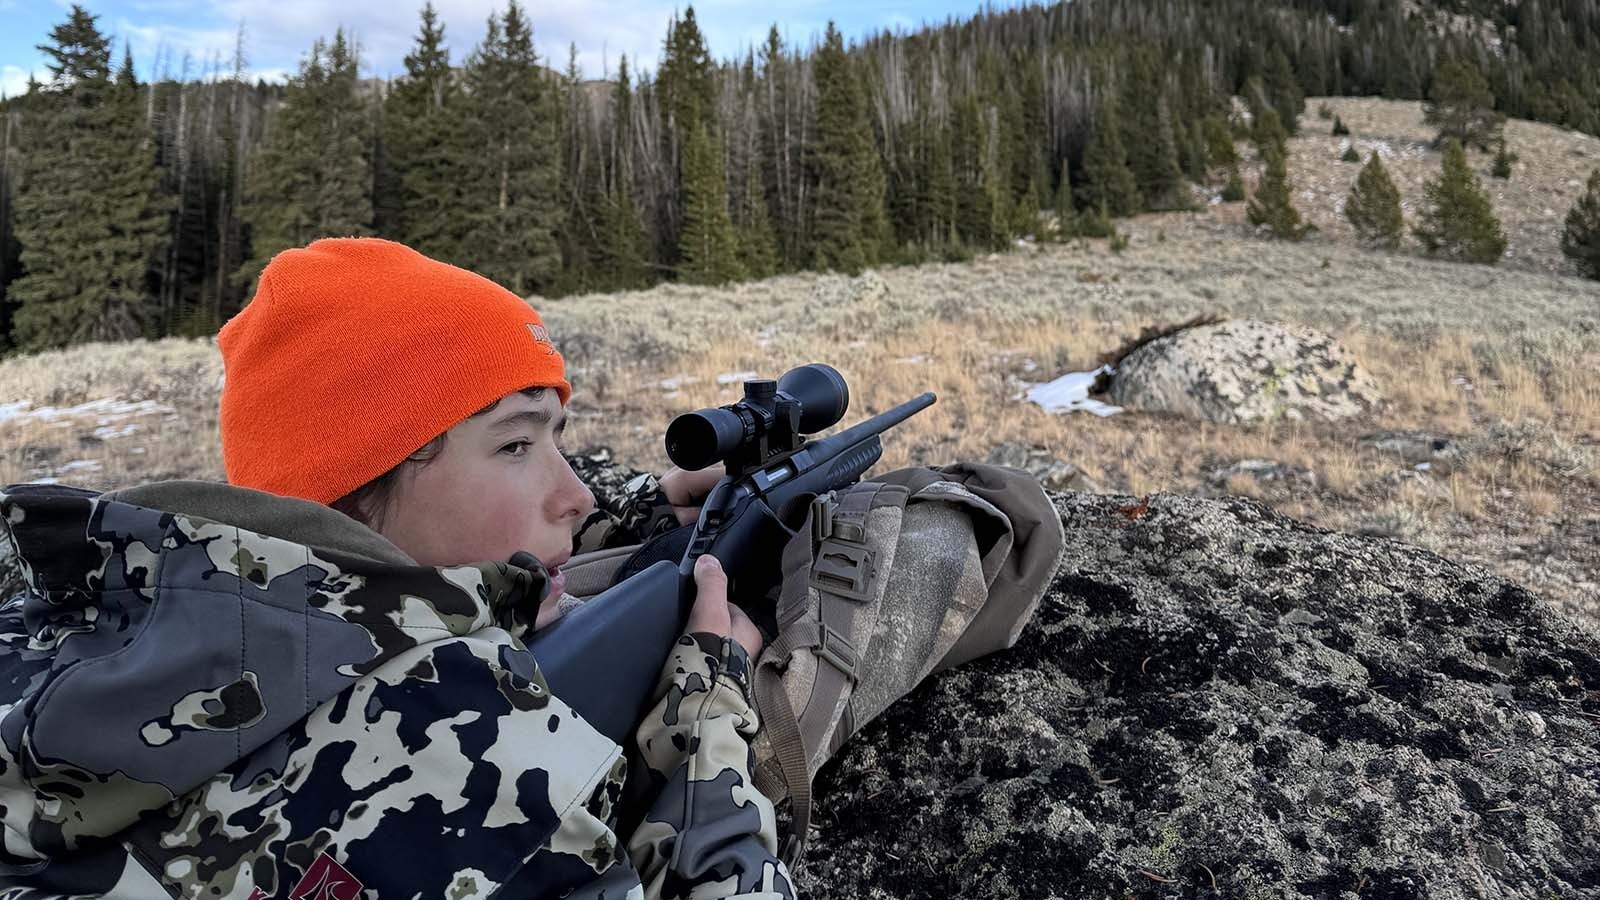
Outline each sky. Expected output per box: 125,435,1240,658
1,0,1018,97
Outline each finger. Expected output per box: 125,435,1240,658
728,605,765,659
694,553,728,596
685,465,723,494
685,555,731,636
672,503,700,527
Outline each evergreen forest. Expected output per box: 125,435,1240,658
2,0,1599,352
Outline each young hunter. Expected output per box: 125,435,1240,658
0,238,795,898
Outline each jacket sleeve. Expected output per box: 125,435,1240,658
572,471,681,555
627,633,796,900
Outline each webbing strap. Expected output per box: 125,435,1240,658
754,484,894,867
755,629,815,868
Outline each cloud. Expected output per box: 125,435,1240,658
110,0,844,83
1,65,44,99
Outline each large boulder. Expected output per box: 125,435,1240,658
800,492,1600,899
570,454,1600,898
1105,320,1382,424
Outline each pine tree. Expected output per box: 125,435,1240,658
455,2,561,294
1202,115,1238,170
1413,139,1506,264
1260,49,1304,135
927,116,958,248
11,8,170,349
1177,116,1208,185
1492,139,1513,179
950,92,999,250
658,8,716,137
1221,161,1246,202
1247,143,1309,240
598,56,651,289
1561,167,1600,280
1251,108,1289,160
1078,98,1140,218
677,122,743,284
239,29,372,290
558,44,605,292
1332,115,1349,136
1345,151,1404,248
0,98,18,350
808,21,889,272
1424,55,1503,151
1341,145,1361,163
1121,58,1188,211
381,3,465,261
736,154,779,278
1052,162,1077,240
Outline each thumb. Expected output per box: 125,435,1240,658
685,554,731,636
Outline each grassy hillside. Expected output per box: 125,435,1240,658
2,99,1596,626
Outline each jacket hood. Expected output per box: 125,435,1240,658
0,481,552,861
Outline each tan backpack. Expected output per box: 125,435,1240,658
561,462,1066,865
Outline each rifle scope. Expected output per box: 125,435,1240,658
665,363,849,471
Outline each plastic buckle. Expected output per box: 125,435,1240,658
809,540,874,602
816,624,859,681
810,492,836,543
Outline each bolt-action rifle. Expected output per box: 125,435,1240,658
527,363,934,744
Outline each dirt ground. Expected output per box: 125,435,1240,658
2,99,1596,628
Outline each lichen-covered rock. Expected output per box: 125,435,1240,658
564,452,1599,898
1106,320,1382,423
800,492,1600,900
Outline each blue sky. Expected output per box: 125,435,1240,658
1,0,1017,97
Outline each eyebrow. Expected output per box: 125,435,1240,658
487,410,566,435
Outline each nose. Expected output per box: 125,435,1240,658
552,458,596,525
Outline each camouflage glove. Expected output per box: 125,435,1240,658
627,633,795,900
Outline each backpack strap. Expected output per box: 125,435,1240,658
753,493,828,867
754,485,898,866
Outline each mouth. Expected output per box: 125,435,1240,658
545,555,570,597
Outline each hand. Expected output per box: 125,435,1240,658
659,464,724,527
685,554,764,659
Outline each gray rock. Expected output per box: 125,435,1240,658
1209,458,1319,487
1360,430,1466,465
800,492,1600,900
565,453,1600,898
1106,320,1383,424
986,442,1101,493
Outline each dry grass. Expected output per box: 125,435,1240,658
1,98,1596,626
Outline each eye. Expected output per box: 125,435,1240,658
500,440,531,457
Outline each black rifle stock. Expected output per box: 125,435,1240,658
531,389,935,745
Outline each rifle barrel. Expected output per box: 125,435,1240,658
805,392,935,458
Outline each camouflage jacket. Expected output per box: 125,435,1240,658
0,482,795,899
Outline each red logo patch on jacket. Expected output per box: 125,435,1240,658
285,851,364,900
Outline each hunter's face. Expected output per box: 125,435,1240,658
375,388,594,596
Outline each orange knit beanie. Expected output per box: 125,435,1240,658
218,237,571,506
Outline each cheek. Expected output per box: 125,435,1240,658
396,461,544,565
450,471,544,558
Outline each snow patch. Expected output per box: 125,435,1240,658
1024,366,1125,417
1,398,174,425
56,460,102,474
